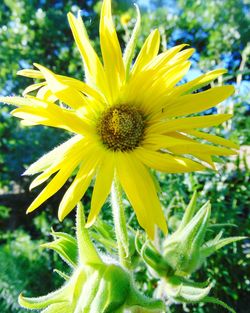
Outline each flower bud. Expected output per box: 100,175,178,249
162,192,245,275
136,193,244,312
163,199,211,275
19,203,165,313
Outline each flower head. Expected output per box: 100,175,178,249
0,0,237,238
19,203,165,313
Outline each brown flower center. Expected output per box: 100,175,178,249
97,105,145,152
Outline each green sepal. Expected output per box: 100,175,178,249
176,191,198,232
41,231,77,268
164,276,212,303
76,202,102,265
53,269,70,281
41,303,72,313
208,222,238,229
126,286,165,312
90,231,117,252
202,296,236,313
123,4,141,80
163,277,236,313
92,218,116,240
201,234,246,260
19,282,71,309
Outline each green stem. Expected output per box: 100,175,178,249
111,176,131,269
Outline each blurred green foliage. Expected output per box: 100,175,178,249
0,0,249,312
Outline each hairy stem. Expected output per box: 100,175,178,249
111,176,131,268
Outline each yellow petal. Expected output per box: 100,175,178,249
131,29,160,76
58,145,103,221
20,66,105,102
144,44,188,71
86,152,115,227
148,60,191,92
147,114,233,134
11,108,51,124
116,152,167,239
164,131,195,142
67,12,108,95
22,82,46,96
134,147,205,173
20,120,38,126
34,63,88,109
191,153,216,169
145,131,235,157
168,48,195,65
139,61,191,114
162,85,235,117
57,75,105,103
26,159,81,213
29,137,86,189
100,0,125,103
11,105,91,135
126,59,191,113
186,129,239,149
169,143,236,156
36,85,57,102
161,61,191,88
142,133,193,150
17,69,43,79
0,96,47,108
24,135,83,175
157,131,216,169
172,69,228,96
3,96,94,134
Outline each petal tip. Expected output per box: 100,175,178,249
58,211,65,222
17,70,24,76
85,217,95,228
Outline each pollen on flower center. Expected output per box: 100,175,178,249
97,105,145,151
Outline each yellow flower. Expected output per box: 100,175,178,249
0,0,237,238
121,12,131,26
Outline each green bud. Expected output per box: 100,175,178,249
19,203,165,313
163,200,211,275
162,193,246,275
136,193,245,312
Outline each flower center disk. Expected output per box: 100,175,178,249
97,105,145,152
